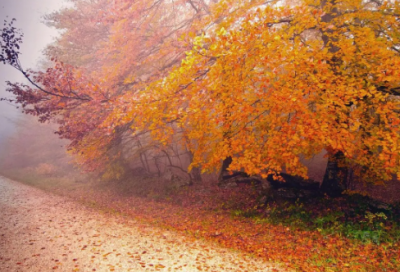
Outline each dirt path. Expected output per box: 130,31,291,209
0,176,280,272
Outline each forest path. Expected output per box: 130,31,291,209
0,176,279,272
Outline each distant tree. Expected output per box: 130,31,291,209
1,0,217,180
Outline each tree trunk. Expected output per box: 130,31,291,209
190,166,202,183
218,156,232,184
321,151,348,197
319,1,349,197
187,150,202,183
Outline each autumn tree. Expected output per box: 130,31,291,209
3,0,400,196
124,0,400,194
3,0,219,180
43,0,115,70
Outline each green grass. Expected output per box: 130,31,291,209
234,196,400,245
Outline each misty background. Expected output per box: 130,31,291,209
0,0,330,186
0,0,68,145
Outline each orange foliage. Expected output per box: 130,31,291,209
5,0,400,182
116,0,400,182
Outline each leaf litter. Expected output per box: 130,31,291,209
0,176,281,271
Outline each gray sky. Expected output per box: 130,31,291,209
0,0,69,144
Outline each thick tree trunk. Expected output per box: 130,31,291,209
321,151,348,197
218,156,233,184
186,150,202,183
319,1,349,197
190,166,202,183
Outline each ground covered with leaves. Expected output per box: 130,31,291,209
0,176,281,272
2,170,400,271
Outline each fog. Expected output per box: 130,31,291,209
0,0,328,184
0,0,67,146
